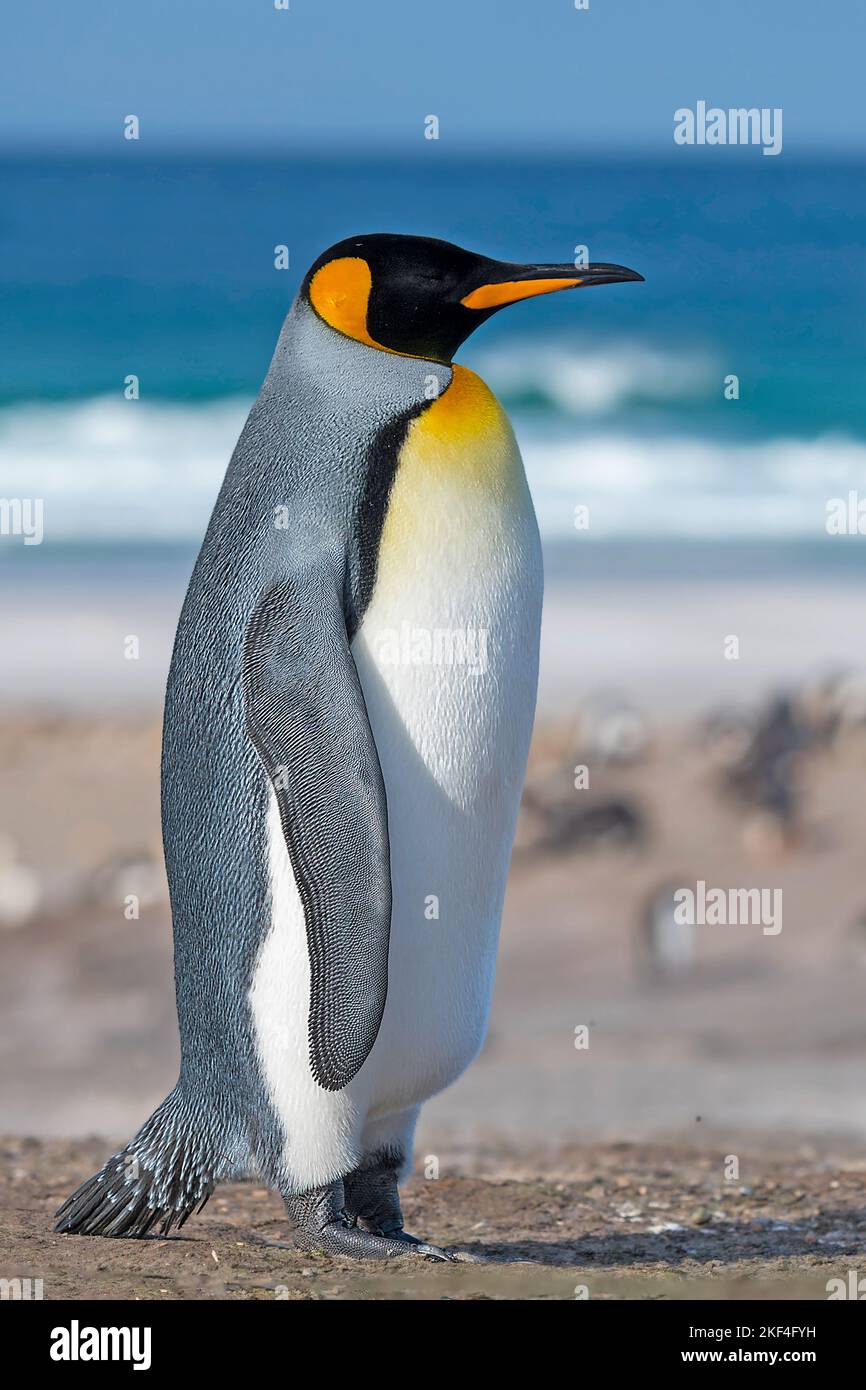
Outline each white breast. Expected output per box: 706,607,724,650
249,367,543,1188
350,367,543,1116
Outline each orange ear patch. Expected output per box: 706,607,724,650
308,256,383,348
461,277,581,310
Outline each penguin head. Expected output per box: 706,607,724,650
301,233,643,364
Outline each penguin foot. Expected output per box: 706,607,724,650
300,1222,456,1262
348,1224,458,1261
343,1156,458,1260
284,1180,456,1262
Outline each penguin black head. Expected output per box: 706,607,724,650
301,233,643,365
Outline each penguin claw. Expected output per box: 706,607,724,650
376,1229,484,1262
290,1221,462,1262
284,1181,463,1261
406,1239,458,1262
290,1219,441,1261
356,1225,459,1262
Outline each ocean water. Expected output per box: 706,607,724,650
3,153,866,552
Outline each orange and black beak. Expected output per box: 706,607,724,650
446,256,644,358
461,261,644,311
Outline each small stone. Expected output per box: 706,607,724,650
0,855,41,930
616,1202,642,1220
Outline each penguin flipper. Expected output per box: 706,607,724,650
243,572,391,1093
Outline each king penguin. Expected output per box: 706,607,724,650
56,235,642,1258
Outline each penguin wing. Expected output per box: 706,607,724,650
242,572,390,1092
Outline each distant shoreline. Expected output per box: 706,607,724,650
5,535,866,579
3,540,865,714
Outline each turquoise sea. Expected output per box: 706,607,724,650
3,152,866,556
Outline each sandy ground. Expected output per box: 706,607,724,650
4,709,866,1144
3,1136,865,1300
3,703,866,1298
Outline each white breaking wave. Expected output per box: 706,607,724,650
476,336,717,414
0,396,251,540
522,431,866,539
2,395,866,543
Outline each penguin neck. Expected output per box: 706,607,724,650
269,296,453,417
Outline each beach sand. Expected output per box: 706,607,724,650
3,563,866,1296
3,702,866,1147
3,1135,865,1300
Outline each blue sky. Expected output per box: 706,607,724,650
3,0,863,153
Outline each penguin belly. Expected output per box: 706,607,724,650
249,368,542,1189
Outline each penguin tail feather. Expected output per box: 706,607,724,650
54,1087,223,1238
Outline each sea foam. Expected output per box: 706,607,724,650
4,393,866,543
